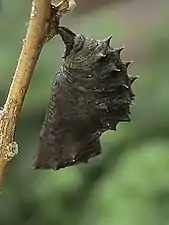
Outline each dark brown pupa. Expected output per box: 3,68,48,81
33,26,137,170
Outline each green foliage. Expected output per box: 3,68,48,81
0,1,169,225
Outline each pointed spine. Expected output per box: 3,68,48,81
130,76,139,84
105,36,112,46
115,46,125,56
124,61,133,68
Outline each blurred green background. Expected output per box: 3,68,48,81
0,0,169,224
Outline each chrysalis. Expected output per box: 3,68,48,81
33,26,137,170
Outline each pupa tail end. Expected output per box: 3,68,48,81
33,138,101,170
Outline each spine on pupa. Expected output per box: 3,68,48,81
33,26,137,170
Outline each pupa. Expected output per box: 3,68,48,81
33,26,137,170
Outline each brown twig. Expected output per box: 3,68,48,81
0,0,76,185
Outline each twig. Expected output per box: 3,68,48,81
0,0,76,185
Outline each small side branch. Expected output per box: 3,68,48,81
0,0,76,184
